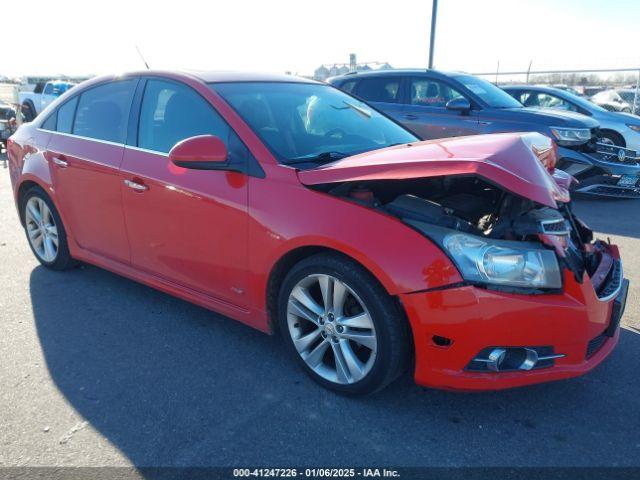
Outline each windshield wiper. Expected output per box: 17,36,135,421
332,101,372,119
286,151,350,166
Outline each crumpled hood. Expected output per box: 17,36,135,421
297,132,570,208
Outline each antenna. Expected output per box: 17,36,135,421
135,45,150,70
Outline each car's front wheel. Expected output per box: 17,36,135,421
278,253,410,395
21,186,76,270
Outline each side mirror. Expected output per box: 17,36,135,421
169,135,228,170
446,97,471,114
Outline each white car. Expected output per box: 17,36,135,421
18,81,75,121
504,85,640,152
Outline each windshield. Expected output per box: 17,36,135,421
211,82,417,165
453,75,523,109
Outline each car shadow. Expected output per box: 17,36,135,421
573,196,640,238
29,264,640,469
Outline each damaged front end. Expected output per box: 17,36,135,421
327,174,617,295
298,133,622,297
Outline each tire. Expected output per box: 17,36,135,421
22,102,36,122
600,130,625,148
278,252,410,395
20,186,76,270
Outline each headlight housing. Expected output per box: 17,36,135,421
626,124,640,133
549,127,591,146
442,233,562,289
407,218,564,290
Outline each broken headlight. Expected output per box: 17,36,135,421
443,233,562,289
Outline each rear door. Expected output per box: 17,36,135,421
46,79,138,263
401,77,480,140
120,78,250,305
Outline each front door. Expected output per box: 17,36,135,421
402,77,479,140
120,78,249,305
47,79,138,263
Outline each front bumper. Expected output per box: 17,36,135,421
400,257,627,391
557,145,640,198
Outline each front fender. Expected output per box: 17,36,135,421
246,177,463,313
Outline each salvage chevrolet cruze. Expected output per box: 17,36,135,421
8,71,628,394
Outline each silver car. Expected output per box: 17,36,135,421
503,85,640,151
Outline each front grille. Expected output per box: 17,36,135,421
586,333,607,359
575,184,640,198
541,219,570,234
594,142,640,165
597,260,622,300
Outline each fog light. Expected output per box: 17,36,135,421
467,346,565,372
487,348,507,372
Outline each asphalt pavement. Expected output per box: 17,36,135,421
0,157,639,469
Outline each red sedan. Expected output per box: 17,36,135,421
7,71,628,394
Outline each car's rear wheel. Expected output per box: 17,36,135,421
21,187,76,270
278,253,409,395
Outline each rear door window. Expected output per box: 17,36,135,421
73,80,137,143
354,77,401,103
339,79,357,94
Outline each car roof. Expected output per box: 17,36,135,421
79,70,320,89
328,68,470,82
186,70,319,84
501,85,564,93
127,70,318,84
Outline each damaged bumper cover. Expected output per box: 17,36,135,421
401,244,628,391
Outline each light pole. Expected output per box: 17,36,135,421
428,0,438,69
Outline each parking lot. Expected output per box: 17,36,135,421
0,157,638,469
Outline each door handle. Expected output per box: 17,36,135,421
124,179,148,192
52,156,68,168
403,114,419,120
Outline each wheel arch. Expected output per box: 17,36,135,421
265,245,396,334
16,180,43,225
600,128,626,147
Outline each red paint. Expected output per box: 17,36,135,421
7,71,622,391
169,135,227,164
298,133,569,208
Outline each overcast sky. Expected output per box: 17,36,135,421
3,0,639,77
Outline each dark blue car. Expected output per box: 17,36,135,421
328,70,640,198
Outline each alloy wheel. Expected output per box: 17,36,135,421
286,274,377,385
25,197,59,263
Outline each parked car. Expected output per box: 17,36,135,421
590,89,633,113
0,102,17,149
503,85,640,149
8,71,627,394
503,85,640,196
609,88,639,114
551,84,583,96
329,70,640,198
19,80,75,121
